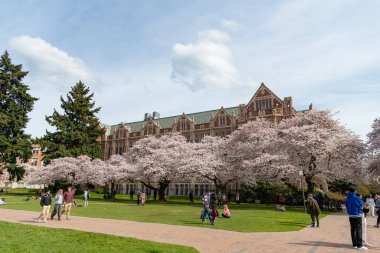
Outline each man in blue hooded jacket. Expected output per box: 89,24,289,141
345,187,366,250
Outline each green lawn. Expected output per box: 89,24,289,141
0,221,198,253
0,189,330,232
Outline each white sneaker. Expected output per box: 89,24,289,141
43,218,47,223
353,246,357,248
357,246,368,250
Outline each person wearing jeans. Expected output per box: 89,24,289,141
375,208,380,228
51,189,63,221
345,187,366,250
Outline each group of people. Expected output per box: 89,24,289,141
200,191,231,225
190,191,240,206
302,188,380,251
37,186,75,223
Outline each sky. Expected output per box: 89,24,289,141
0,0,379,140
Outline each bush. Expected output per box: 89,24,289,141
240,180,304,205
94,186,107,194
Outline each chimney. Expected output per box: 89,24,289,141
152,111,160,119
144,113,152,121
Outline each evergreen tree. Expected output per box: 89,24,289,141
42,81,104,161
0,51,38,181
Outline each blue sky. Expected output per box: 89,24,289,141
1,1,379,139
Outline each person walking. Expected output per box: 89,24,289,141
129,189,134,201
374,207,380,228
63,186,74,220
84,189,89,207
141,191,146,205
189,190,194,204
210,193,218,225
137,191,141,205
38,191,51,223
51,189,63,221
366,195,375,218
200,194,212,224
362,203,372,247
235,192,240,205
306,193,321,227
345,187,367,250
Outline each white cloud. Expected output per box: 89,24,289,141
220,19,243,32
171,30,240,91
9,35,94,89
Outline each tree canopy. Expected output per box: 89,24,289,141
0,51,37,181
42,81,104,161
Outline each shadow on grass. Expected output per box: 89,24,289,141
278,221,308,227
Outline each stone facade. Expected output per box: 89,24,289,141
100,83,299,160
0,144,44,188
100,83,308,197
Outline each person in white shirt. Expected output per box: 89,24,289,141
51,189,63,221
84,189,89,207
366,196,375,217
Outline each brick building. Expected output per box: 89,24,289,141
99,83,309,196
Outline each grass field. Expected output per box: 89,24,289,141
0,189,330,232
0,221,198,253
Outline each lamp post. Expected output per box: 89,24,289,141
299,170,307,213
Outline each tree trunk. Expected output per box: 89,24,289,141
214,181,227,194
305,176,314,194
158,181,169,201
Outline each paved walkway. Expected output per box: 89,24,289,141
0,208,379,253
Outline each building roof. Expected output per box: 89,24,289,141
101,106,239,135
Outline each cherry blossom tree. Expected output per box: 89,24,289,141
27,155,106,187
192,118,292,193
278,109,365,192
128,132,192,200
104,154,135,199
367,117,380,178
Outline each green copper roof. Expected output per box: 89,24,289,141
101,106,239,135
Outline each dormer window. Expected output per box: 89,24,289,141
219,116,226,126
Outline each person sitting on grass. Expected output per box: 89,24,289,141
0,198,6,205
222,204,231,218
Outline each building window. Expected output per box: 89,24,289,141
219,116,226,126
31,158,38,166
181,122,186,131
148,127,153,135
32,147,39,154
256,99,273,110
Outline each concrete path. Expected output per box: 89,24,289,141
0,208,379,253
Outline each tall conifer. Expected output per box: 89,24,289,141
42,81,104,161
0,51,38,180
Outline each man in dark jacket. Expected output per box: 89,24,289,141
307,193,321,227
345,187,366,250
38,191,51,223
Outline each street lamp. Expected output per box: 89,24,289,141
299,170,307,213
